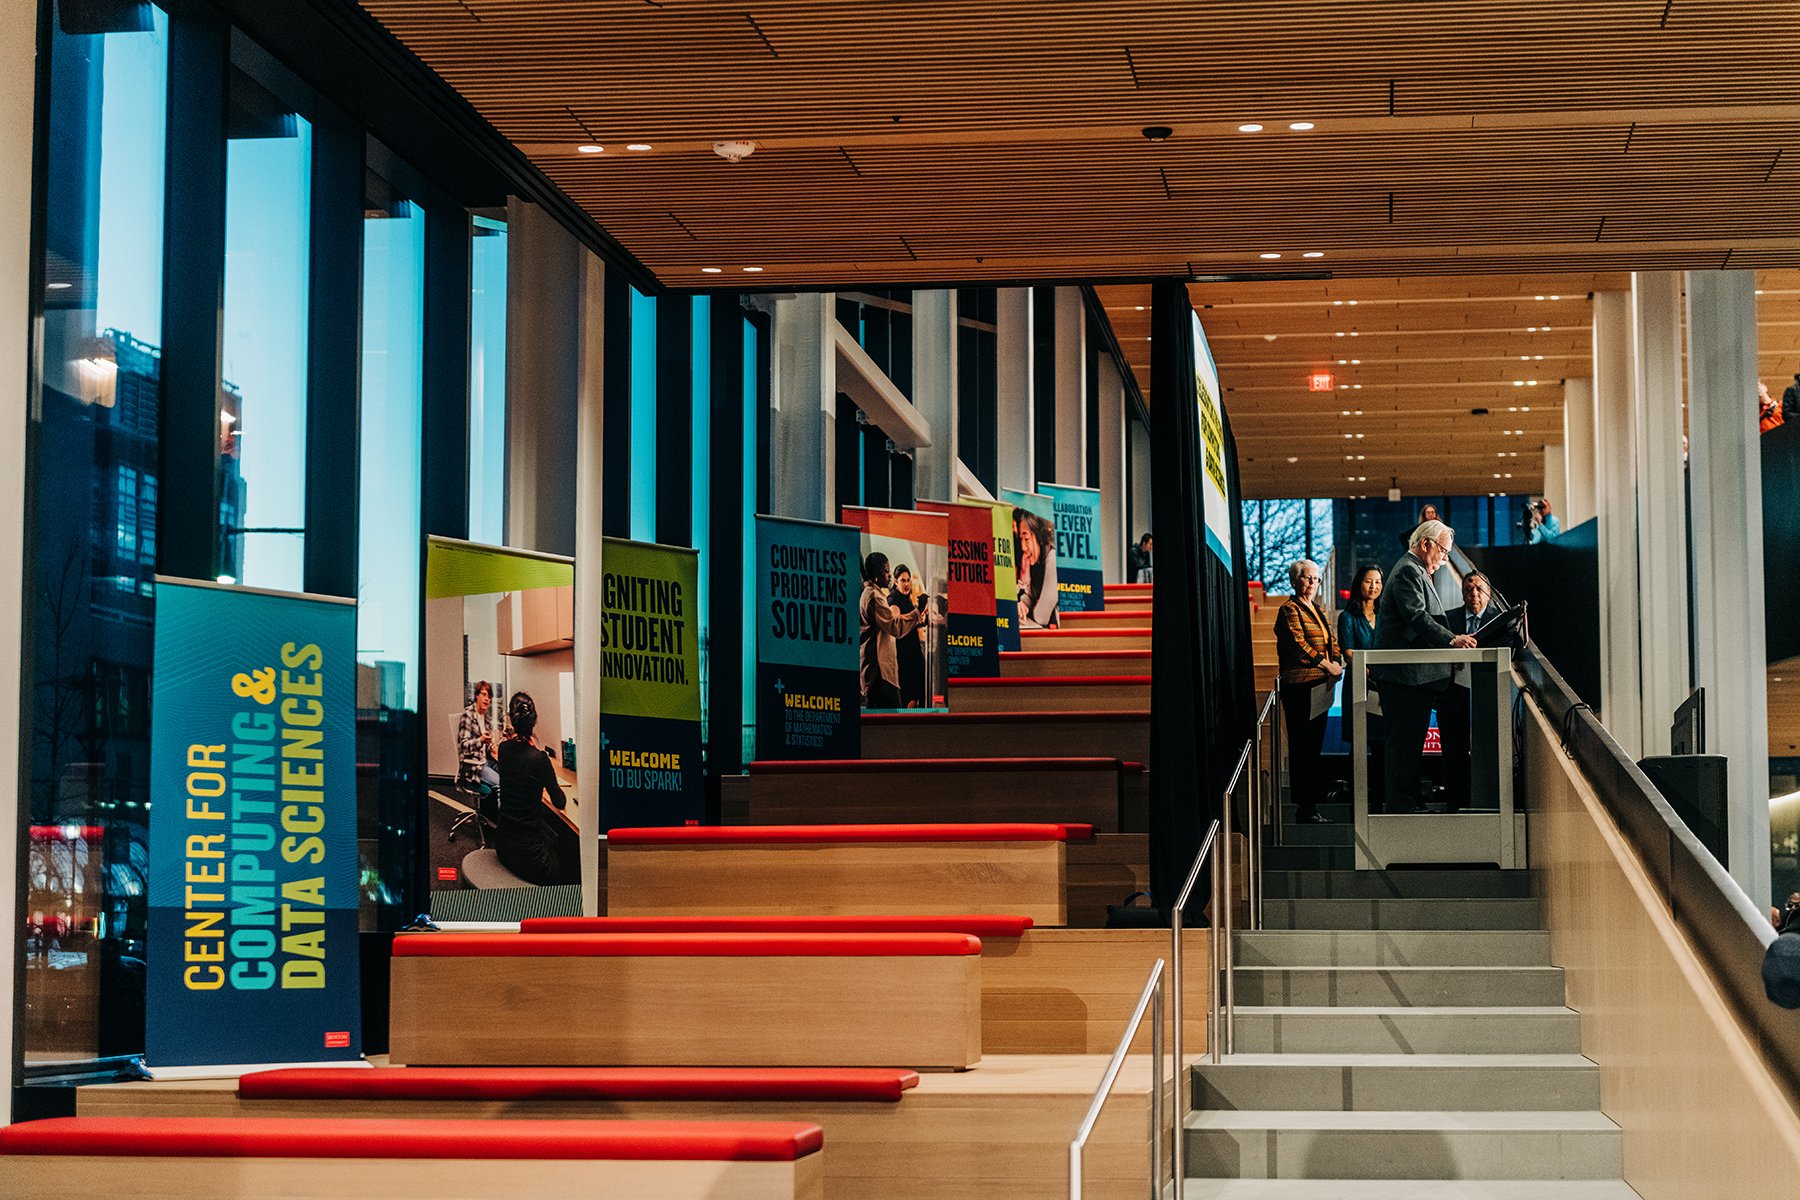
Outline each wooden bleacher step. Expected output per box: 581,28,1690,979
1020,627,1152,652
723,757,1132,831
1055,608,1153,630
388,931,982,1069
515,914,1209,1055
998,648,1152,678
0,1115,826,1200
605,822,1090,925
860,710,1150,762
948,674,1150,713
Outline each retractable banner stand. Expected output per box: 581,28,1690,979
423,537,579,912
999,488,1061,630
146,579,360,1072
600,538,703,828
1038,482,1106,613
755,515,861,758
1192,310,1234,569
841,506,950,710
966,499,1021,652
918,500,1000,678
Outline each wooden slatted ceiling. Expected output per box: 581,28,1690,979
357,0,1800,286
1097,269,1800,500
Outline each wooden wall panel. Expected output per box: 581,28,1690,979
1523,695,1800,1196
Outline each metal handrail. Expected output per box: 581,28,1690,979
1068,958,1166,1200
1250,685,1279,927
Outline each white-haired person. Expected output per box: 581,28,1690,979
1371,520,1478,813
1274,558,1341,825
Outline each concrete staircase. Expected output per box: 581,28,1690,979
1180,835,1638,1197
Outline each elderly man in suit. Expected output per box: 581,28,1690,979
1437,571,1499,811
1372,520,1478,813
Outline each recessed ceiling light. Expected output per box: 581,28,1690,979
1343,432,1353,438
577,144,604,154
1347,300,1358,306
1290,121,1316,131
1302,250,1325,258
1338,359,1348,365
1259,252,1282,259
1333,300,1343,306
1526,380,1538,386
743,266,764,273
1521,405,1531,411
1508,406,1519,412
701,267,723,274
1550,295,1561,300
1513,381,1525,387
1351,359,1361,365
1349,331,1358,337
1534,295,1545,301
1353,384,1362,389
1238,123,1264,133
1354,432,1364,438
47,281,71,290
1494,473,1503,479
1345,455,1354,461
1335,331,1345,337
1505,472,1513,478
626,143,653,151
1521,355,1530,361
1287,456,1298,463
1134,306,1145,311
1356,454,1365,460
1341,411,1351,417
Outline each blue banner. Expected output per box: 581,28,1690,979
147,580,361,1068
1040,482,1106,613
755,516,861,758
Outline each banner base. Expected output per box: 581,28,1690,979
143,1058,372,1082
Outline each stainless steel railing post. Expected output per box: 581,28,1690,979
1068,960,1166,1200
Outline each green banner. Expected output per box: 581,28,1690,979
601,538,702,826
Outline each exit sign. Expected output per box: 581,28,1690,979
1309,373,1335,392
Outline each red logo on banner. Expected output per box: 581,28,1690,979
1309,372,1334,392
323,1031,350,1049
1424,725,1442,755
436,867,458,882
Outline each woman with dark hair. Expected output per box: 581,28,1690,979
1337,564,1386,810
889,564,927,708
1014,508,1060,629
1336,566,1382,656
495,691,578,886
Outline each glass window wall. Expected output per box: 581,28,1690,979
467,215,507,545
219,106,312,588
27,1,171,1072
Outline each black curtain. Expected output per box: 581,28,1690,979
1148,280,1254,917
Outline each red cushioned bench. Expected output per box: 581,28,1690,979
607,823,1087,926
0,1115,825,1199
859,709,1151,763
519,914,1033,937
389,931,984,1070
728,757,1127,830
947,674,1151,714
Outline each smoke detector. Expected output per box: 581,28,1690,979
713,141,758,162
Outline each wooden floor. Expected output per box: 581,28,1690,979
78,1054,1178,1200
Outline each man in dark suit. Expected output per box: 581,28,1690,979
1371,521,1478,813
1437,571,1498,811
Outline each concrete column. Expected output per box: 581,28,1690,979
0,0,35,1127
1129,414,1153,553
1097,354,1127,581
995,288,1035,493
1562,378,1597,527
1593,290,1642,754
1053,286,1087,485
1687,269,1771,904
572,252,606,915
910,290,958,502
1541,441,1567,524
770,291,835,521
1631,271,1690,757
503,199,580,556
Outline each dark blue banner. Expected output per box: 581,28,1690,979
147,580,361,1068
755,516,860,759
1041,482,1107,613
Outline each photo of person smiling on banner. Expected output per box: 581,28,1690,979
1013,506,1061,630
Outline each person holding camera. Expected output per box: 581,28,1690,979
1525,499,1560,543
